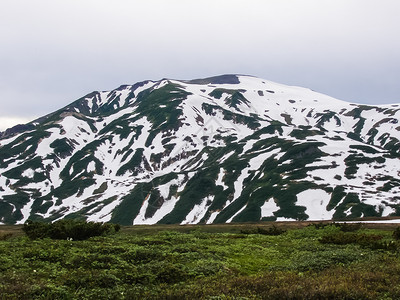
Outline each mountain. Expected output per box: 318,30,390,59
1,74,400,225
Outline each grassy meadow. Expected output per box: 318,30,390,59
1,221,400,299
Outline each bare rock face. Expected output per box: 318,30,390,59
0,123,35,139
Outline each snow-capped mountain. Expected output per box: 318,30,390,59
1,74,400,225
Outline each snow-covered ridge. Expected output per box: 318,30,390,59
0,75,400,225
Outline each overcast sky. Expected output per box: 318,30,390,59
1,0,399,131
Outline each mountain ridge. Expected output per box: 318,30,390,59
1,75,400,225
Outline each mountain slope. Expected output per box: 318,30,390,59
1,75,400,225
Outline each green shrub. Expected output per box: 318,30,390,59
240,225,286,235
309,222,331,229
320,232,383,247
291,248,361,271
368,240,398,251
0,233,13,241
257,225,286,235
311,222,363,232
336,222,363,232
154,262,188,283
393,227,400,240
23,220,120,240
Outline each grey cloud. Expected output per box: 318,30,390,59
0,0,399,128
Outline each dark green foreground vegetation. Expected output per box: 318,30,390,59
2,222,400,299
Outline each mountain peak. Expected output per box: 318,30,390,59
1,75,400,225
184,74,242,85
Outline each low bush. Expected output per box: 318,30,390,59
319,232,384,248
393,227,400,240
310,222,331,229
23,220,120,240
335,222,363,232
0,233,13,241
308,222,362,232
310,222,362,232
368,240,398,251
240,225,286,235
257,225,286,235
290,248,362,271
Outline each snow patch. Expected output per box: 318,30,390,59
260,198,279,218
22,168,35,178
296,189,334,220
87,161,96,173
216,168,228,189
181,195,214,224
